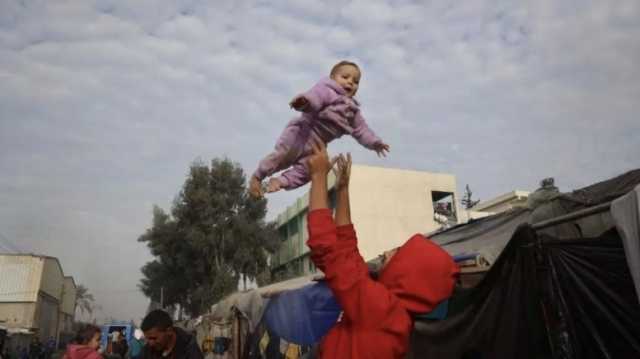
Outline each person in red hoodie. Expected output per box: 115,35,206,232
63,324,103,359
306,144,460,358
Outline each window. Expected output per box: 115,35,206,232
308,257,316,273
288,217,299,236
278,226,288,242
431,191,457,226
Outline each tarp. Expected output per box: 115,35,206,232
409,225,640,359
430,208,531,265
611,184,640,304
429,169,640,263
263,282,341,346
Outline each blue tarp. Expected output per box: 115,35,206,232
264,281,449,345
264,282,341,345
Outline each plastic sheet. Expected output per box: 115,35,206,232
263,282,341,345
409,225,640,359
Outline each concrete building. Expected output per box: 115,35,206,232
471,190,530,214
0,254,76,344
270,164,460,280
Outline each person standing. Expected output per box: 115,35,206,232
111,332,128,359
128,330,144,359
139,310,202,359
63,324,103,359
28,338,42,359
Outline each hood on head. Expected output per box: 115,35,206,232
65,345,101,359
378,234,459,314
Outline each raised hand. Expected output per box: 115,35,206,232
307,142,334,178
289,96,310,111
332,153,352,191
374,142,390,158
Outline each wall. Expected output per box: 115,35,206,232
349,165,459,261
39,258,64,302
35,293,59,341
0,302,37,329
61,277,76,316
272,165,460,273
0,255,43,303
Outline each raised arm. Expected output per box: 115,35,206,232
333,153,352,226
351,112,390,157
306,147,398,327
307,144,331,211
290,79,335,113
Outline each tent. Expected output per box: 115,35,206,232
408,169,640,358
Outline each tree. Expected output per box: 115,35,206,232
139,158,279,317
461,184,480,210
75,284,95,316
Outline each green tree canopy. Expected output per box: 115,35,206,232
138,158,278,316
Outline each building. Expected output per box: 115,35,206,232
60,277,77,334
471,190,530,214
0,254,76,344
270,164,460,280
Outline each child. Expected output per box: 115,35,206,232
249,61,390,197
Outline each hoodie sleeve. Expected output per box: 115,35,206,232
351,111,382,150
293,80,335,113
307,209,403,328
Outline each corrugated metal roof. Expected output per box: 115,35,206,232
0,255,44,302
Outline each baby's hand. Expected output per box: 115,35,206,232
289,96,309,111
374,142,390,158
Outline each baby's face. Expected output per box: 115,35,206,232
331,65,361,97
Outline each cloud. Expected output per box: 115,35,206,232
1,0,639,321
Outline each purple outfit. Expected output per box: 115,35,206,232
253,77,383,190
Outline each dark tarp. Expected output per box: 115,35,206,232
408,226,640,359
557,169,640,212
429,169,640,262
540,228,640,358
430,208,531,265
409,225,550,359
611,185,640,303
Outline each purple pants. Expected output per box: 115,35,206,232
254,119,321,190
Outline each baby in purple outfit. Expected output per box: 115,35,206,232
249,61,390,197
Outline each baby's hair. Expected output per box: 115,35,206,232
330,61,360,78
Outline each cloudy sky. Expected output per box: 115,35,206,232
1,0,639,323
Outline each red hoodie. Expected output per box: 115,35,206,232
307,209,459,359
64,345,102,359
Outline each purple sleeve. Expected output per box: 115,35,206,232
293,81,334,113
277,161,310,190
351,111,382,150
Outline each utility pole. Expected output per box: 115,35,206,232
160,287,164,309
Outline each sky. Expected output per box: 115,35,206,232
1,0,639,323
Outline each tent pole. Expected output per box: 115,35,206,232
531,202,611,231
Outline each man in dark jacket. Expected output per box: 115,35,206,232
139,310,202,359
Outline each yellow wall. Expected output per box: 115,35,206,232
61,277,76,316
0,302,37,329
274,164,460,266
349,165,459,261
39,258,64,301
0,255,43,303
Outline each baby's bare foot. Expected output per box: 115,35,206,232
266,178,283,193
249,176,263,198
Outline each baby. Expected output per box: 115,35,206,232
249,61,390,197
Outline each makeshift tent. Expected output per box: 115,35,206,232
407,169,640,359
409,225,640,358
